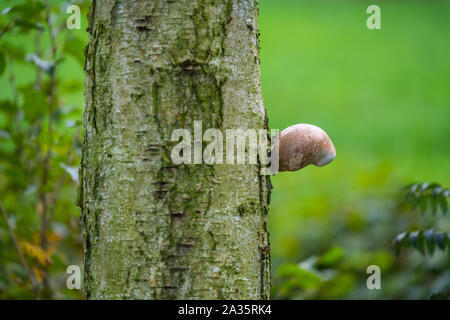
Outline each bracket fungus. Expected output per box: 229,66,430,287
277,124,336,172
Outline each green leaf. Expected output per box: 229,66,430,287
26,54,55,74
435,232,448,251
419,195,428,214
430,293,449,300
420,182,429,191
409,231,425,255
6,1,45,20
14,19,43,31
0,100,18,115
63,36,86,67
395,232,408,244
0,41,26,62
277,263,300,277
59,163,79,183
430,195,438,215
410,194,419,209
317,246,344,266
2,7,12,15
402,183,414,190
2,1,46,32
424,229,435,255
402,191,413,204
426,183,441,191
433,186,443,197
394,232,409,255
437,194,448,215
277,263,321,290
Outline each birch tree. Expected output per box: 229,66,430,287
79,0,271,299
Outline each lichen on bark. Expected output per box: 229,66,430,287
80,0,271,299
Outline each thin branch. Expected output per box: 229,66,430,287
8,57,18,106
43,128,79,231
40,0,58,251
36,1,59,299
34,31,44,90
0,201,40,298
0,20,13,40
7,57,22,145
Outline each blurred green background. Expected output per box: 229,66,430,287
260,0,450,299
0,0,449,299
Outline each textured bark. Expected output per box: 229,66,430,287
79,0,271,299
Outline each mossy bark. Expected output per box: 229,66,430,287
80,0,271,299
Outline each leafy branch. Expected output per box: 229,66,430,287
394,229,448,255
0,201,40,298
0,0,87,298
394,182,449,256
402,182,449,215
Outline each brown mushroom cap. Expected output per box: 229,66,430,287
277,124,336,172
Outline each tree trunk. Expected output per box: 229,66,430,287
79,0,271,299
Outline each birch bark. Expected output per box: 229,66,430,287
80,0,271,299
